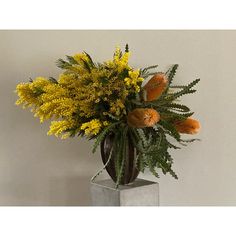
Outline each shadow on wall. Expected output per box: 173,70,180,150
49,175,91,206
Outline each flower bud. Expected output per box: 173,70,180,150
127,108,160,128
143,73,168,101
174,118,200,134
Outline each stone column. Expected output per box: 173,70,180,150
90,178,159,206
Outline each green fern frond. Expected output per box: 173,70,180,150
166,64,178,86
83,51,95,68
115,126,128,187
163,103,190,112
56,58,71,69
167,78,200,101
92,122,120,153
158,120,180,141
66,55,78,65
48,77,58,84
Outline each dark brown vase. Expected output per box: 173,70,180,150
100,133,139,185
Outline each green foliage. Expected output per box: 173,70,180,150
16,44,200,187
166,78,200,101
107,63,200,185
166,64,178,86
99,60,198,184
92,122,121,153
128,125,178,180
56,58,71,69
66,55,78,65
83,52,95,68
61,59,199,185
140,65,159,78
115,126,128,187
48,77,58,84
163,103,190,112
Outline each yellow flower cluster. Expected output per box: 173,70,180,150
15,77,50,108
74,52,90,65
124,70,144,93
106,47,131,72
47,119,77,139
109,99,126,116
80,119,102,136
16,77,78,123
15,46,145,139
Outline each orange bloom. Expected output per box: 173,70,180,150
127,108,160,128
143,72,168,101
174,118,200,134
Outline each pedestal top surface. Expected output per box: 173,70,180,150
91,178,158,191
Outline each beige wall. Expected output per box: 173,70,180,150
0,30,235,206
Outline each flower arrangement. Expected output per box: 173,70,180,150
15,45,200,186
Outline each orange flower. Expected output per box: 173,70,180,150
143,72,168,101
174,118,200,134
127,108,160,128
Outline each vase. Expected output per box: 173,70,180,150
100,133,139,185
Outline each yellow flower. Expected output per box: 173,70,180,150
105,46,131,72
123,69,144,93
47,119,77,139
109,99,126,116
15,46,145,138
128,70,139,80
124,77,131,86
80,119,102,136
15,77,50,108
103,121,109,126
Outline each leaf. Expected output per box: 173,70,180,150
159,108,194,122
166,64,178,86
115,126,128,187
48,77,58,84
83,51,95,68
136,128,148,148
167,78,200,101
167,141,181,149
140,65,159,78
92,122,120,153
169,85,186,89
169,169,178,179
142,65,158,73
180,138,201,143
163,103,190,112
66,55,78,65
80,58,91,72
107,113,120,121
158,120,180,141
56,59,71,69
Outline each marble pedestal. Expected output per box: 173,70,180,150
90,178,159,206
